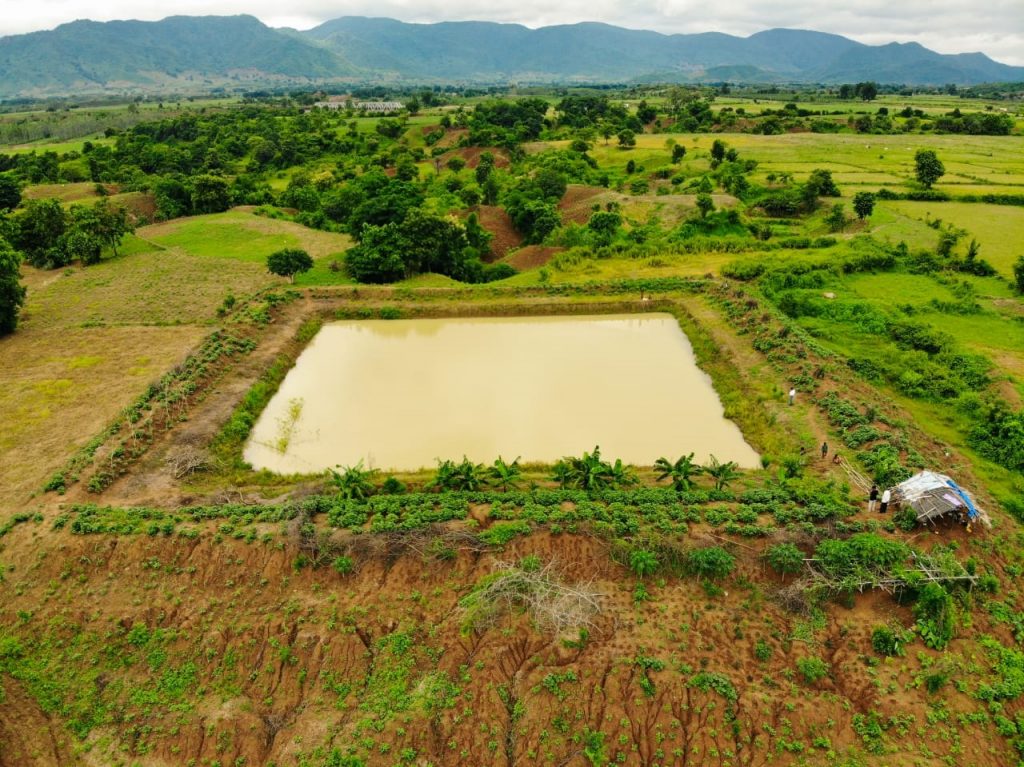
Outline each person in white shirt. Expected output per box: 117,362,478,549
788,387,796,405
879,488,891,514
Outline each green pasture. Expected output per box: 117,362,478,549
882,201,1024,278
570,132,1024,197
715,93,1022,116
146,214,297,262
0,137,111,154
139,209,353,286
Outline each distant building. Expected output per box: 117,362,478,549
355,101,404,113
311,98,404,113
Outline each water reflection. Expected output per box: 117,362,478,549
245,314,761,473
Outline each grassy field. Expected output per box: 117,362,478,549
139,209,354,286
0,323,204,503
884,200,1024,278
563,132,1024,197
0,209,342,502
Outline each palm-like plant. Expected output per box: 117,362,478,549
434,457,485,492
550,446,636,491
703,455,741,491
487,456,522,491
328,460,377,500
608,458,638,489
654,453,702,492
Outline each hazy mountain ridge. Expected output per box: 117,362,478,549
0,14,1021,98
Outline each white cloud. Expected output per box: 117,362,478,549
1,0,1021,65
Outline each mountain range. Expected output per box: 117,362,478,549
1,14,1021,99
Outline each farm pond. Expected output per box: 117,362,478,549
244,313,760,473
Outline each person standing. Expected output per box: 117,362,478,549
789,387,796,405
868,484,879,513
820,441,828,460
879,488,891,514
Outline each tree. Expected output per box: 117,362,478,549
629,549,659,578
267,248,314,283
914,149,945,189
0,237,26,335
855,81,879,101
60,227,103,265
481,175,500,206
153,177,192,220
636,100,657,123
12,198,68,268
475,152,495,185
328,461,377,500
703,455,740,490
696,193,715,219
0,174,21,212
825,203,848,232
654,453,702,492
617,129,636,148
1013,255,1024,294
187,174,231,214
434,457,485,491
807,168,840,197
852,191,876,220
712,140,729,164
534,168,568,201
487,456,522,491
346,210,479,284
671,144,686,163
551,446,636,491
587,210,621,244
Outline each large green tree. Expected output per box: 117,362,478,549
0,174,21,212
0,237,26,335
267,248,314,283
187,174,231,215
345,210,477,284
852,191,876,220
12,198,68,268
914,150,945,189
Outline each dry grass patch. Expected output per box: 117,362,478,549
0,325,204,503
19,250,272,329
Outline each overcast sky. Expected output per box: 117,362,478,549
3,0,1022,66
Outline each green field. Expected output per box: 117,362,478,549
140,209,354,286
884,200,1024,277
569,132,1024,197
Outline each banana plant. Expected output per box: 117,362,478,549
654,453,702,492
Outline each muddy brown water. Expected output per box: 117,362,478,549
244,313,760,473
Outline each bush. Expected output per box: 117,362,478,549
796,656,829,684
629,549,659,578
764,542,804,575
685,546,735,580
871,625,908,657
914,583,955,650
332,556,354,575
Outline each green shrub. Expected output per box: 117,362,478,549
685,546,735,580
914,583,955,650
332,556,354,575
764,542,804,575
629,549,659,578
871,625,909,657
754,639,773,662
479,520,532,547
796,656,829,684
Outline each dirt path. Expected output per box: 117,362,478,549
683,295,833,460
